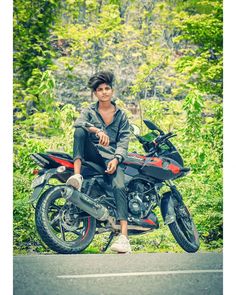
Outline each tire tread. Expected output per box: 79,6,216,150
35,187,96,254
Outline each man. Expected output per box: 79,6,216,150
66,71,131,254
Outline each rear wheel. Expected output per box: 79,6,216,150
35,186,96,254
164,192,200,253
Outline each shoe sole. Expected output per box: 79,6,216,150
110,246,132,253
66,179,82,190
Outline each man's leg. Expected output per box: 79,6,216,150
110,167,131,253
74,158,82,175
120,220,128,237
110,167,128,219
67,127,105,189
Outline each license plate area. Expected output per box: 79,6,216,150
31,175,45,189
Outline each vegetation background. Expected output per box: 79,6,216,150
13,0,223,254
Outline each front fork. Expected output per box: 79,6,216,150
165,180,184,205
160,180,184,225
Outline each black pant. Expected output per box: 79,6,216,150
73,127,128,221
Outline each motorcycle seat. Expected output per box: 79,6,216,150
47,151,73,160
47,151,106,175
83,161,105,175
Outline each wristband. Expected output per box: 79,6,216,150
95,129,103,138
114,154,123,164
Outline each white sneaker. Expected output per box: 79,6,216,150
66,174,83,191
110,234,132,254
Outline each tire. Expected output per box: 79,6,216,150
35,186,96,254
164,192,200,253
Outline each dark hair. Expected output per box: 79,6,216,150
88,71,115,91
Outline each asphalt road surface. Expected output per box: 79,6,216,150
14,252,222,295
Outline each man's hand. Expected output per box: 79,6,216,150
97,131,110,147
105,158,118,174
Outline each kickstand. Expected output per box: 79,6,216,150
101,232,116,252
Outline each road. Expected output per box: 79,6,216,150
14,252,222,295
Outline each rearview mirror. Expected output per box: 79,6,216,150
143,119,164,135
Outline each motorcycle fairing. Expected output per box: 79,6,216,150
141,156,182,180
46,151,183,181
124,153,183,180
123,153,146,169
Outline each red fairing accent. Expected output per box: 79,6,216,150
149,157,163,167
168,164,180,174
143,219,156,225
49,155,74,169
82,217,90,241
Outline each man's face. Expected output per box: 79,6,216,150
94,83,113,102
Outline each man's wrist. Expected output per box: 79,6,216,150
114,154,123,164
95,129,103,137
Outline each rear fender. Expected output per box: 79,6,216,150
29,168,61,203
160,191,176,225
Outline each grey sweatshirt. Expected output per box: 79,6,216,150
74,101,130,161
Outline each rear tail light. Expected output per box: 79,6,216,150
56,166,66,173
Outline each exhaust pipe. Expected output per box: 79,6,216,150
62,186,110,221
63,187,158,232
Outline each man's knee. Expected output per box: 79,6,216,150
74,127,87,139
112,172,125,190
113,182,124,191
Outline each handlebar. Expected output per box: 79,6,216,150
155,132,176,144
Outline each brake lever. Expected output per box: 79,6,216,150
154,133,176,146
167,134,177,140
162,134,177,143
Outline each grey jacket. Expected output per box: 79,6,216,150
74,101,130,161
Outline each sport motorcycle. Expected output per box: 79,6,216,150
29,119,200,254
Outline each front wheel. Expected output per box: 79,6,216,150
35,186,96,254
164,192,200,253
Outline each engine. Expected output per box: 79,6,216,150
127,179,155,219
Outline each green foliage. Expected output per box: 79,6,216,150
171,0,223,96
183,90,203,137
14,0,60,82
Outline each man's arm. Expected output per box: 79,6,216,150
114,112,130,161
105,112,130,174
74,108,94,129
74,109,109,146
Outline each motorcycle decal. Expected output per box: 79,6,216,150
81,216,91,241
143,219,156,225
49,155,74,169
167,163,180,174
148,157,163,167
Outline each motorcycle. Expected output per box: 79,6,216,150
29,119,200,254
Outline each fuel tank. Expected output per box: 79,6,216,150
123,153,183,180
